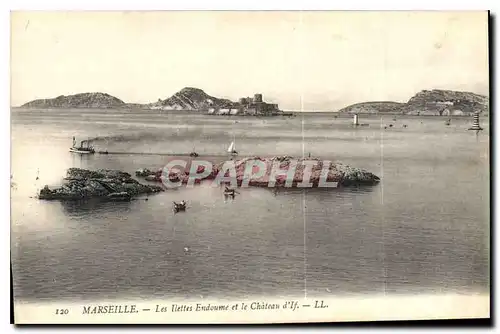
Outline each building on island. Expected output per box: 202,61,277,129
238,93,279,115
211,93,281,116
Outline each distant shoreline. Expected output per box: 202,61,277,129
16,87,489,117
10,106,489,117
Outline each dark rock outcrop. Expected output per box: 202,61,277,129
38,168,164,200
214,156,381,187
149,87,233,111
21,92,126,109
338,89,489,116
137,156,380,188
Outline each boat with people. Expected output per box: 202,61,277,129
69,137,95,154
173,200,187,213
224,186,239,198
189,145,199,157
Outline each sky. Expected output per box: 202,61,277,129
10,11,489,111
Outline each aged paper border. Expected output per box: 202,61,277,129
14,295,489,324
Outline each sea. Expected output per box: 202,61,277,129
10,109,490,303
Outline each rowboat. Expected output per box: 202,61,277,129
173,201,187,213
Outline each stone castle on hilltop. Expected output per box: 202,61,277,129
208,93,281,116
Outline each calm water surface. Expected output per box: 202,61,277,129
10,109,490,302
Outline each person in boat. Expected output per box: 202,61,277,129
224,186,239,196
173,200,186,211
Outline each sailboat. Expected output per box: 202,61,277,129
189,145,199,157
227,139,238,156
227,141,238,156
69,137,95,154
468,112,483,131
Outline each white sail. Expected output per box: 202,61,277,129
227,141,235,153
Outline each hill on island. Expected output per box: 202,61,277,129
19,87,234,111
148,87,233,110
21,92,126,109
338,89,489,116
338,101,405,114
19,88,489,116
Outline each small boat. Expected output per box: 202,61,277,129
70,137,95,154
189,145,199,157
227,128,239,156
223,186,239,198
69,147,95,154
224,190,235,197
173,201,187,213
227,141,238,156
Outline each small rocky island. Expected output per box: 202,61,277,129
21,92,126,109
136,156,380,188
338,89,489,116
38,168,164,201
18,87,287,116
19,87,488,117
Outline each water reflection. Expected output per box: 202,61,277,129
274,185,378,197
60,199,134,216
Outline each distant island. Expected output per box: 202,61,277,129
18,87,489,116
19,87,286,116
21,92,126,109
338,89,489,116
